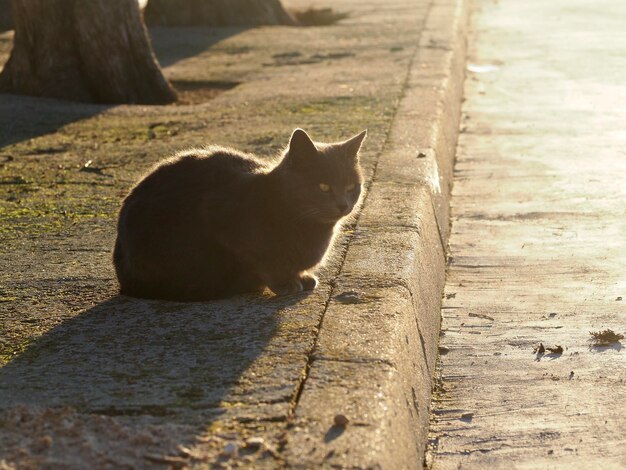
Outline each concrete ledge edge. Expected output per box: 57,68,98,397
283,0,469,467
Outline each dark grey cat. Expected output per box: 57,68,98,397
113,128,367,301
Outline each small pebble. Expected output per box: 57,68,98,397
245,437,265,450
334,414,349,427
223,442,238,457
335,291,362,304
32,435,52,452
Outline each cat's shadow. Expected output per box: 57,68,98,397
0,291,304,455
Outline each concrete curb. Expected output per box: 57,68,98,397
284,0,468,466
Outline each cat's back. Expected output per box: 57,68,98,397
129,147,267,198
118,147,270,234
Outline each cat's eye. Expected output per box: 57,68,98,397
346,183,356,192
319,183,331,192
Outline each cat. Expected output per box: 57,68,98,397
113,128,367,301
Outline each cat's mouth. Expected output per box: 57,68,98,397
299,205,351,225
315,211,347,224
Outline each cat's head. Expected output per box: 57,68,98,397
277,128,366,224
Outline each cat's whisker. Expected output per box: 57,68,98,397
291,207,323,222
292,207,338,224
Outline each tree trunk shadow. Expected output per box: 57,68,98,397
149,26,247,68
0,26,244,149
0,93,110,150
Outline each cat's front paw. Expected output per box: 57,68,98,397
269,278,303,296
299,273,318,291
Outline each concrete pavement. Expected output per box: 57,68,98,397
428,0,626,467
0,0,467,467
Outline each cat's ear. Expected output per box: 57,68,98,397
288,128,318,160
343,130,367,160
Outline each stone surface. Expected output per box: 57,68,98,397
0,0,467,467
428,0,626,467
283,0,468,465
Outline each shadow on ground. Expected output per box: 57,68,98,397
0,94,110,150
0,26,244,150
149,26,246,68
0,292,297,413
0,291,306,463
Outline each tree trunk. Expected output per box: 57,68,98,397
144,0,296,27
0,0,176,104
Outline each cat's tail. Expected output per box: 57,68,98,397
112,237,128,294
113,237,154,298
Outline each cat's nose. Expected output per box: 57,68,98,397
336,200,349,215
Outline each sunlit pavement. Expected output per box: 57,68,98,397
428,0,626,467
